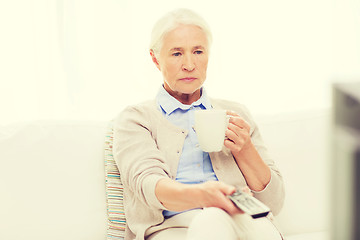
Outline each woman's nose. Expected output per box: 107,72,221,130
182,55,195,72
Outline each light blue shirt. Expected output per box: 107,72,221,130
156,86,218,218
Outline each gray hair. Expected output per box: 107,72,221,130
149,8,213,57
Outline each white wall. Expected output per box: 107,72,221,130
1,0,359,124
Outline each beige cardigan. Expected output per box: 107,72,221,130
113,98,285,240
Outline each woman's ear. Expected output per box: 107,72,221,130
150,50,161,71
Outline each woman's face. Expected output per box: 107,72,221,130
151,24,209,104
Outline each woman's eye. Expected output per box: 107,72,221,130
173,52,182,56
194,50,203,55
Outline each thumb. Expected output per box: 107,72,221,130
220,183,236,196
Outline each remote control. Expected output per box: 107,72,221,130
228,190,270,219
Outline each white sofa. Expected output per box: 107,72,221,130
0,109,331,240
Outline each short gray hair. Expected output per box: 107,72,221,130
150,8,213,56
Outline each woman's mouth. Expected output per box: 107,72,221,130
179,77,197,82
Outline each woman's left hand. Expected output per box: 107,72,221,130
224,111,271,192
224,111,252,156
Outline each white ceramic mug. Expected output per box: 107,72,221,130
194,109,228,152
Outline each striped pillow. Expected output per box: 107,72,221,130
105,122,126,239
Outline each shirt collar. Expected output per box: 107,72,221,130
156,86,212,115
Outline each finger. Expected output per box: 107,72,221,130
230,207,245,215
226,202,244,215
227,123,245,138
226,110,239,117
224,139,242,154
224,196,245,215
218,182,236,195
224,138,235,149
229,117,250,132
225,126,239,141
226,111,249,130
212,184,238,213
226,126,248,146
215,183,244,215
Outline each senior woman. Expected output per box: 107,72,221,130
113,8,285,240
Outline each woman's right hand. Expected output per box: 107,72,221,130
193,181,243,215
155,179,243,215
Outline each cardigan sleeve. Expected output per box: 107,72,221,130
113,105,170,210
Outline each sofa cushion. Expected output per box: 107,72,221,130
254,109,331,236
104,122,126,239
0,121,108,240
